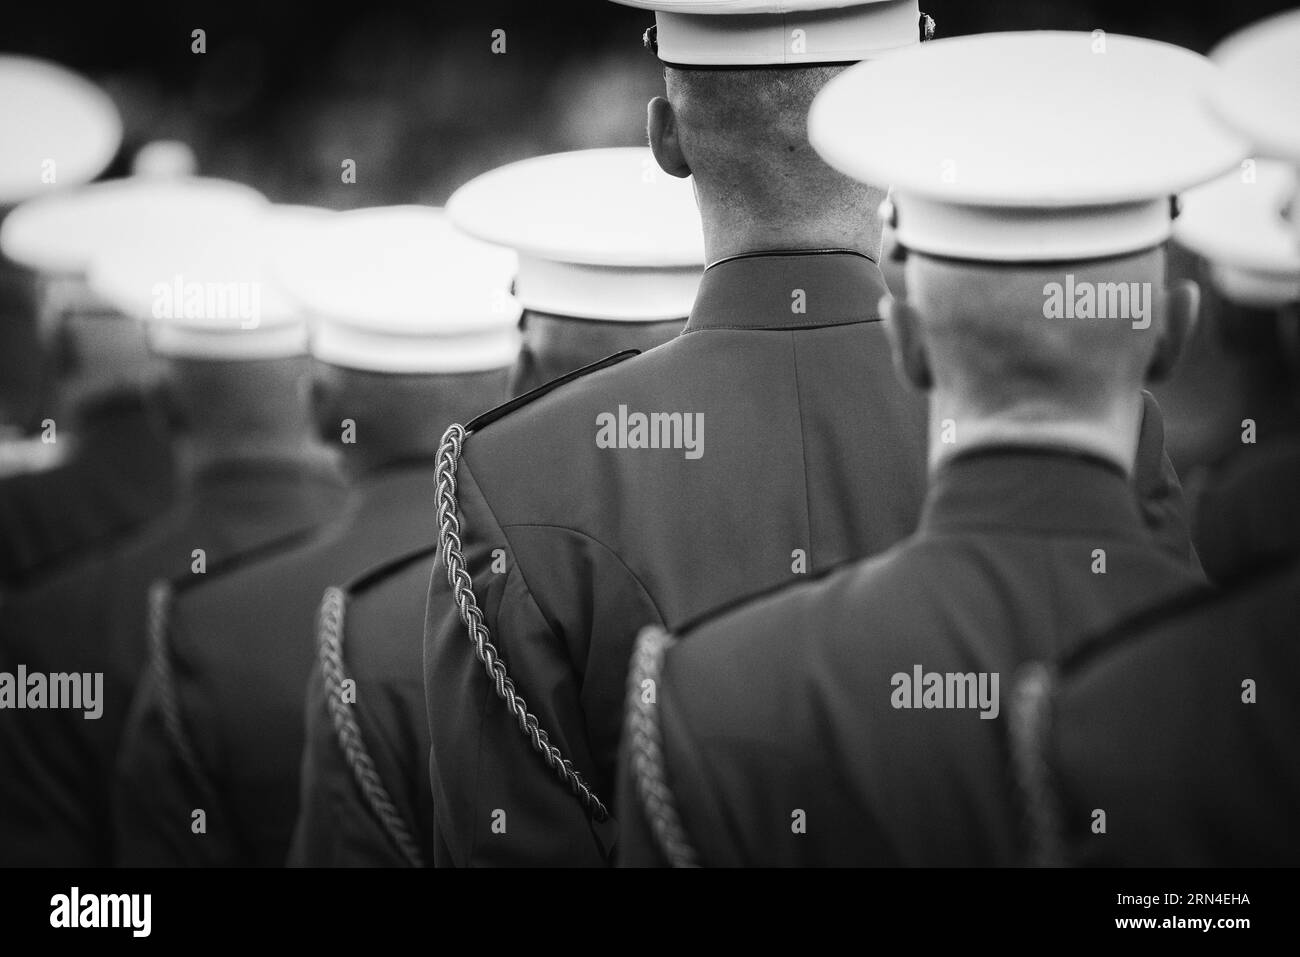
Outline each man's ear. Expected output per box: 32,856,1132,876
880,295,932,391
647,97,691,179
1146,279,1200,383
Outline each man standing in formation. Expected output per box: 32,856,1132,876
616,29,1238,867
424,1,1191,867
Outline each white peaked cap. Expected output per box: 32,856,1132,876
447,147,704,322
612,0,924,66
132,140,200,179
86,205,328,360
274,205,522,374
0,55,122,207
809,31,1250,262
1175,161,1300,307
1209,10,1300,162
1,176,268,276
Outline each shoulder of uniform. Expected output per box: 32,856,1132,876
672,552,868,639
316,543,438,674
341,542,439,598
463,350,639,436
160,524,325,599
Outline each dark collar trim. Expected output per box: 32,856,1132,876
657,59,860,71
891,239,1170,269
945,443,1129,482
686,248,889,335
686,249,890,333
706,247,877,271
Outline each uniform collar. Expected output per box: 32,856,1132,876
920,445,1147,542
352,459,437,515
188,448,345,496
683,249,889,333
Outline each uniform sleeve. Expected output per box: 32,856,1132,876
287,660,344,866
0,469,103,584
1135,390,1202,574
615,722,671,867
112,653,236,867
615,635,746,869
425,456,623,867
288,659,424,867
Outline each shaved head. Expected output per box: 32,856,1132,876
650,65,887,260
884,246,1199,471
907,248,1172,419
312,364,508,471
165,355,315,442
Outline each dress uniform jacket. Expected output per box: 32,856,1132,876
285,347,1192,871
510,312,684,396
616,448,1208,867
1026,554,1300,866
286,318,688,868
1192,438,1300,582
1028,435,1300,866
289,544,439,867
0,453,345,866
113,460,454,866
426,250,927,867
426,246,1198,866
0,388,175,586
0,256,42,432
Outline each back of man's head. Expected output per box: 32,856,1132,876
651,65,887,258
57,312,160,416
164,355,315,448
892,246,1197,424
312,364,509,473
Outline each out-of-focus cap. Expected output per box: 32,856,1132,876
1209,10,1300,162
448,147,704,321
131,140,200,179
86,205,328,359
275,205,521,373
0,55,122,206
1175,160,1300,307
0,176,268,276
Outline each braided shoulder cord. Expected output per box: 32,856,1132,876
145,580,223,814
626,625,698,868
1009,662,1065,867
434,424,609,823
317,586,426,868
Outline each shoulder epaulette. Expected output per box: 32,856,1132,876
315,550,433,868
464,350,639,435
342,543,440,598
672,553,867,639
144,524,326,826
1057,554,1298,678
160,524,326,599
1009,553,1300,869
625,624,699,868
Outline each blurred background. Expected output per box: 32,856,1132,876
2,0,1299,471
3,0,1295,208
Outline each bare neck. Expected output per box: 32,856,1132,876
698,200,883,265
927,391,1145,477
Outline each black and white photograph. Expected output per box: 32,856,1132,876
0,0,1295,940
